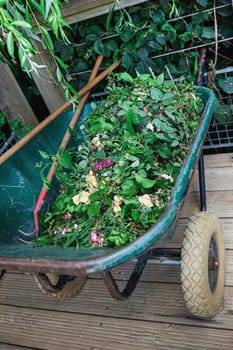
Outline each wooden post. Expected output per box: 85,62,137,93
0,61,38,125
31,41,67,113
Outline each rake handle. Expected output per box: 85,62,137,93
0,57,121,166
46,55,104,184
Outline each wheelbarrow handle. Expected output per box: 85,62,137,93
0,57,121,165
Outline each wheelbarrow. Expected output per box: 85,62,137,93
0,83,224,319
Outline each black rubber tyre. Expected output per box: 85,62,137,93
34,273,86,298
181,212,225,319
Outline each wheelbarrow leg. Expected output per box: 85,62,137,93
102,252,149,300
198,152,207,212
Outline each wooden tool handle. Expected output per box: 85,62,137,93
46,55,104,184
0,57,121,165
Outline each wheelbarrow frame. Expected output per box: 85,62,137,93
0,87,216,299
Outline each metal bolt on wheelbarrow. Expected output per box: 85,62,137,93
0,69,224,318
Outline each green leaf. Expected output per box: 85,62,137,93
39,150,49,159
150,87,163,100
118,72,134,83
162,92,175,105
55,56,68,71
161,22,176,33
56,66,63,82
59,153,73,169
214,102,231,123
88,202,101,218
11,20,32,28
120,27,135,43
121,179,138,196
18,46,27,69
106,39,118,52
137,47,149,60
201,27,215,39
106,4,115,32
7,31,14,58
122,52,133,70
218,77,233,94
196,0,208,7
135,174,156,188
78,160,88,169
93,39,105,55
41,27,54,51
45,0,53,19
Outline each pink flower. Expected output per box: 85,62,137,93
94,161,101,172
62,213,72,220
102,156,115,167
90,231,103,246
93,156,115,172
62,228,69,235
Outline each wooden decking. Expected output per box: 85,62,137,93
0,152,233,349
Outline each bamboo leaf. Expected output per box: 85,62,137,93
41,26,54,51
7,31,14,58
55,55,68,70
11,20,32,28
106,4,115,32
18,46,27,69
28,0,42,14
56,66,63,82
45,0,53,19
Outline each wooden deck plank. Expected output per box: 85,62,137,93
0,272,232,330
0,344,38,350
181,190,233,218
0,305,233,350
190,166,233,192
203,152,233,168
162,218,233,250
0,153,232,349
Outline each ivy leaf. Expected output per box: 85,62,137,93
137,47,149,60
122,52,133,70
196,0,208,7
201,27,215,39
106,39,118,51
120,27,135,43
218,77,233,94
94,39,105,55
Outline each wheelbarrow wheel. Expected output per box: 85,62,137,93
34,273,86,298
181,212,225,319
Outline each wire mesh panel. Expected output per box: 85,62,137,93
203,67,233,150
0,132,17,156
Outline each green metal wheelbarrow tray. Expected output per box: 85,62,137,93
0,87,225,319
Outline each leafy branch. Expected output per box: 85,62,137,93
0,0,71,92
